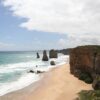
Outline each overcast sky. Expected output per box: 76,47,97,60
0,0,100,51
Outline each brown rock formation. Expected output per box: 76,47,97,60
92,75,100,90
42,50,48,61
70,45,100,89
95,53,100,74
37,52,40,58
49,49,58,58
50,61,55,65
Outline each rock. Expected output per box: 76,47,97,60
28,70,45,74
29,70,35,73
70,47,93,75
42,50,48,61
50,61,55,65
37,70,45,74
70,45,100,89
92,75,100,90
37,52,40,58
49,49,58,58
95,53,100,74
70,45,100,75
36,65,38,68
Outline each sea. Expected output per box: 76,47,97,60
0,51,69,96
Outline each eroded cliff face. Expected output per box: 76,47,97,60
70,46,100,90
70,47,93,75
57,49,71,55
49,49,58,58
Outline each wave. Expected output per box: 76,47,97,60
0,54,69,96
0,73,40,96
0,60,40,74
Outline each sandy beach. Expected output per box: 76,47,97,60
0,64,92,100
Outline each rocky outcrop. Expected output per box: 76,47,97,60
92,75,100,90
70,45,100,90
50,61,55,65
37,52,40,58
95,53,100,74
49,49,58,58
28,70,45,74
29,70,35,73
42,50,48,61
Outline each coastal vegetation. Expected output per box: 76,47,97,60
78,72,93,84
77,90,100,100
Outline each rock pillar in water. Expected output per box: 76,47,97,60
42,50,48,61
37,52,40,58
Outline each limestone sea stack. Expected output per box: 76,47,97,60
37,52,40,58
70,45,100,90
49,49,58,58
42,50,48,61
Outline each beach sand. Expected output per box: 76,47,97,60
0,64,92,100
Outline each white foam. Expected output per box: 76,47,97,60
0,54,69,96
0,73,40,96
0,60,41,73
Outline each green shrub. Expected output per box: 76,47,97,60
78,72,93,84
77,90,100,100
84,76,93,84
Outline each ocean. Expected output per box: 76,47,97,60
0,51,69,96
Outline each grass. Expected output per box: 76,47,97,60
77,90,100,100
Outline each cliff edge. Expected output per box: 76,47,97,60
70,45,100,90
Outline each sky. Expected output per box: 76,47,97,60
0,0,100,51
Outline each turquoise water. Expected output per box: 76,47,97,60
0,51,39,65
0,51,40,83
0,51,68,96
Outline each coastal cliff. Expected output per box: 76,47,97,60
70,45,100,90
57,49,71,55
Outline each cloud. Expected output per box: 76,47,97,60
58,38,66,48
62,33,100,48
1,0,100,48
1,0,100,34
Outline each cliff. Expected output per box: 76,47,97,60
57,48,71,55
70,45,100,90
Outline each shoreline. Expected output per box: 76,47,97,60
0,64,92,100
0,54,68,96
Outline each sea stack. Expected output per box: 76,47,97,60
70,45,100,90
42,50,48,61
37,52,40,58
49,49,58,58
